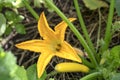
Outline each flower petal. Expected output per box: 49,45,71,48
55,41,81,63
38,12,56,40
37,52,54,78
55,18,76,41
15,40,46,52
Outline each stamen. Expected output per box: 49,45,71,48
56,44,61,51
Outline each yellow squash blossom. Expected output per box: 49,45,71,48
15,12,82,78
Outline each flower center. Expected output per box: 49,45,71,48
55,44,61,52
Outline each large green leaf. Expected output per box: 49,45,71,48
26,64,37,80
115,0,120,16
26,64,47,80
111,73,120,80
0,13,6,36
0,47,29,80
110,45,120,56
83,0,108,10
15,66,28,80
0,48,17,80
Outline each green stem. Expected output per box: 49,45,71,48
73,0,96,56
23,0,39,20
80,72,102,80
101,0,115,52
45,0,98,67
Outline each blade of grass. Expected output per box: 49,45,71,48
45,0,98,67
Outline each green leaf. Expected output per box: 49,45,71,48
108,45,120,70
5,10,24,24
0,0,14,8
34,0,44,7
0,13,6,36
4,26,12,35
83,0,108,10
15,66,28,80
5,10,17,22
15,24,26,34
40,70,47,80
111,73,120,80
106,0,120,16
34,0,54,12
26,64,47,80
26,64,37,80
110,45,120,55
0,0,25,8
0,48,17,80
0,47,28,80
115,0,120,16
16,15,25,22
113,21,120,31
12,0,25,8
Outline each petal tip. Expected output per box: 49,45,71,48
15,44,20,48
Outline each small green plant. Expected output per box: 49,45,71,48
0,0,26,37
